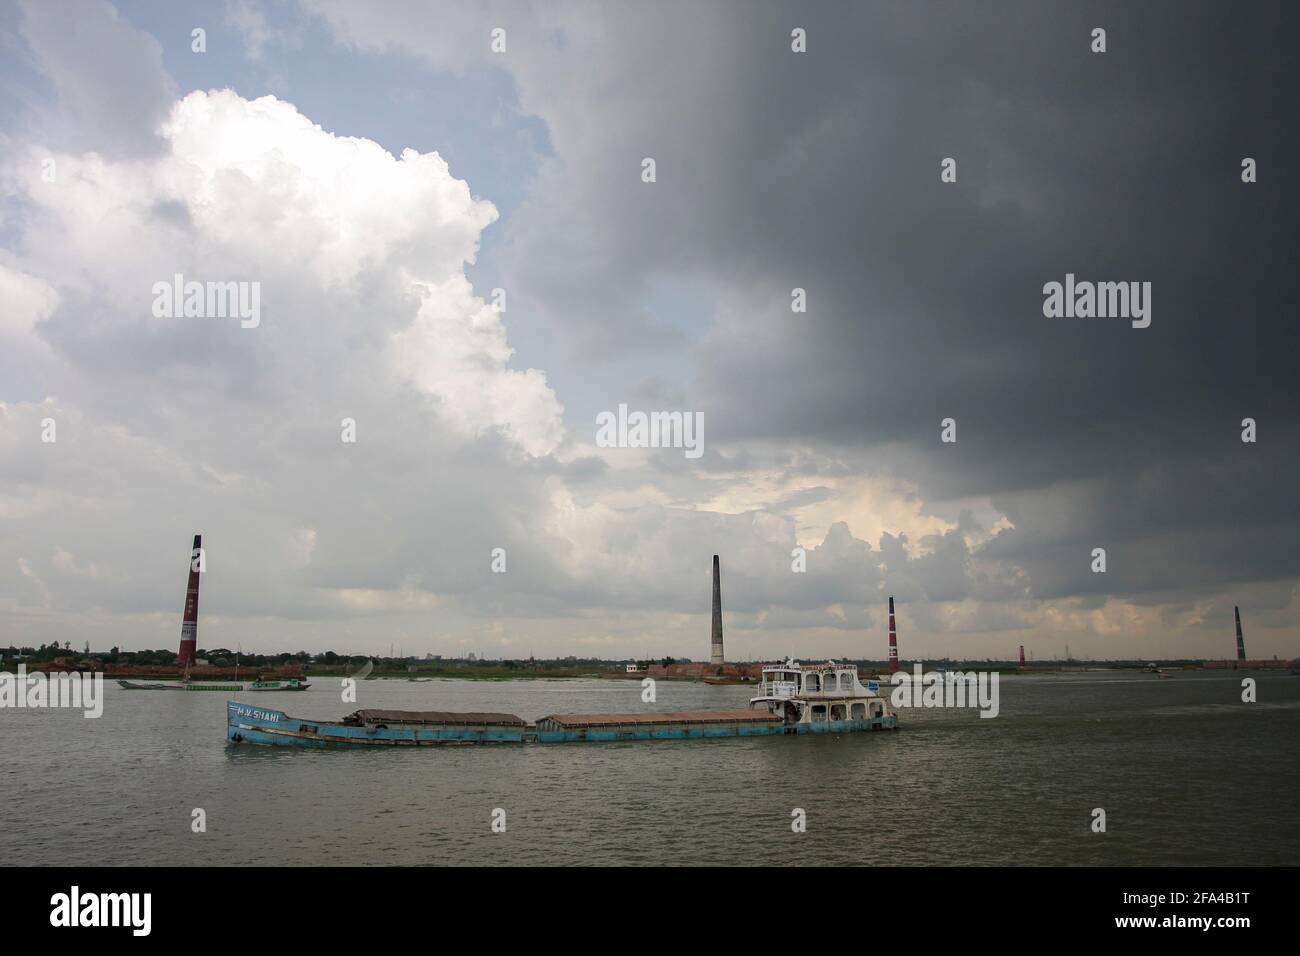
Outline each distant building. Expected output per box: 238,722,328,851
1204,659,1290,670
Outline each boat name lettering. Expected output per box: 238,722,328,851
233,705,280,722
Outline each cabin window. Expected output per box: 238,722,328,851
811,704,827,722
830,704,846,721
850,703,866,720
300,724,319,735
841,671,853,688
805,673,820,692
824,673,838,692
869,702,882,717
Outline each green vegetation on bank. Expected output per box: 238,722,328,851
3,643,1248,677
0,644,684,679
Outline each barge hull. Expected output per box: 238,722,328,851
226,702,897,749
535,717,896,743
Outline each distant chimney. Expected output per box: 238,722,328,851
1018,645,1026,670
179,533,201,665
887,596,899,673
710,555,724,665
1235,606,1246,661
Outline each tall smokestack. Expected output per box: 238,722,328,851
887,596,899,673
178,533,201,665
1018,645,1026,670
1235,606,1246,661
710,555,724,665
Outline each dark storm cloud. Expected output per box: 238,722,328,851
4,0,1294,657
433,0,1299,606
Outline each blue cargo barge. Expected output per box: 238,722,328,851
226,658,899,748
226,704,532,747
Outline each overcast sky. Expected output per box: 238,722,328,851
1,0,1295,662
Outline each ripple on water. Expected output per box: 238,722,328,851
5,674,1299,864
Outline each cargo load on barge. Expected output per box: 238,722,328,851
225,658,899,748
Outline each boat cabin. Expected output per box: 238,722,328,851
750,659,891,725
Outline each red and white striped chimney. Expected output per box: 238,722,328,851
178,533,201,665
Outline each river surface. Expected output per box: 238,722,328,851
5,670,1298,865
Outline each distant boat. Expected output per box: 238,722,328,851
702,675,754,685
118,677,243,691
247,679,311,692
117,679,186,691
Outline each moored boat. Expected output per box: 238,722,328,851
119,678,244,691
247,678,311,691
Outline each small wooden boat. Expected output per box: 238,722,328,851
247,678,311,691
701,675,754,685
118,679,244,691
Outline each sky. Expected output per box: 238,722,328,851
0,0,1296,662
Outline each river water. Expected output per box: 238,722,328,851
5,670,1298,865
